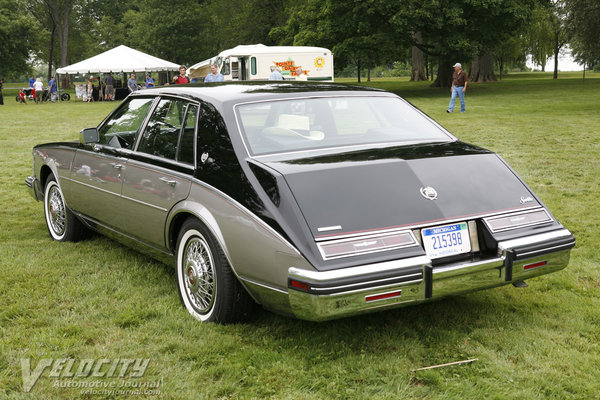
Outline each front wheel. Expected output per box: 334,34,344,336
175,218,254,323
61,93,70,101
44,174,86,241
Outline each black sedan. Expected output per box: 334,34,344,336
26,82,575,322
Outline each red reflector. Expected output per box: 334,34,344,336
524,261,547,270
365,291,402,303
290,280,310,291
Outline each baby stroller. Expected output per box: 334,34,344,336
18,87,35,101
16,87,70,102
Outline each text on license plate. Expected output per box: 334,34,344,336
421,222,471,259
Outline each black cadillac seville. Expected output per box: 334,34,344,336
26,82,575,322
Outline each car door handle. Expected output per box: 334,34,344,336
159,177,178,187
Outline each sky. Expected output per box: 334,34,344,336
527,47,584,71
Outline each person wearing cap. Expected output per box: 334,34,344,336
269,64,283,80
447,62,468,113
145,73,155,88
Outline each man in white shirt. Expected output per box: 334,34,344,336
295,67,307,81
269,65,284,80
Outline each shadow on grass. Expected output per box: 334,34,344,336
230,286,530,369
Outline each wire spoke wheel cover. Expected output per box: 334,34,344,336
176,218,254,323
44,180,67,240
183,235,216,314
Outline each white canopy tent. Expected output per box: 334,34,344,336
56,45,180,74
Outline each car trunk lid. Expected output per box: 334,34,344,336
258,142,540,238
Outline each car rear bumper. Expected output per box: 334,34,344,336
287,229,575,321
26,175,44,201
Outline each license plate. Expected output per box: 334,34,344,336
421,222,471,259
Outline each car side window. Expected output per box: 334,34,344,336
97,98,154,149
137,99,187,160
178,104,197,165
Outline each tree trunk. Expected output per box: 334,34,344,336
469,52,497,83
47,25,55,81
410,46,427,81
410,32,427,81
367,68,371,82
498,56,504,80
553,34,559,79
430,58,453,88
357,59,361,83
47,0,72,88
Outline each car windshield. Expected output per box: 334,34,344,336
236,96,452,156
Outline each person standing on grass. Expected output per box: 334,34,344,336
104,72,115,100
447,62,468,113
33,78,44,104
86,77,94,102
145,73,155,88
128,73,138,93
48,77,57,102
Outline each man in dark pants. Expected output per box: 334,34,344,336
447,63,468,113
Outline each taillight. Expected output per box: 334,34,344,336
289,279,310,292
523,260,547,271
365,290,402,303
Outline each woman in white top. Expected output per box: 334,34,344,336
86,77,94,102
33,78,44,103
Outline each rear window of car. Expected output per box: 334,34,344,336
235,96,452,156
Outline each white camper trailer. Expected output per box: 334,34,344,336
189,44,333,82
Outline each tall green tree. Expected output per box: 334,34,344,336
272,0,402,82
120,0,206,65
525,4,554,71
565,0,600,69
390,0,535,87
26,0,59,80
548,1,569,79
0,0,37,78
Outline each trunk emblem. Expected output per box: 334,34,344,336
520,196,534,204
420,186,438,200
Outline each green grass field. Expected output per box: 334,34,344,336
1,72,599,399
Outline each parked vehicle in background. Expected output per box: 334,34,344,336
26,82,575,323
188,44,333,82
15,88,70,102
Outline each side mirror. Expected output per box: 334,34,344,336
80,127,99,144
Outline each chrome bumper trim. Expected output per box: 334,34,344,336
25,175,43,201
289,256,430,282
286,228,574,321
498,229,574,253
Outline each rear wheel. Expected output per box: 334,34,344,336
61,93,70,101
175,218,254,323
43,174,86,242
